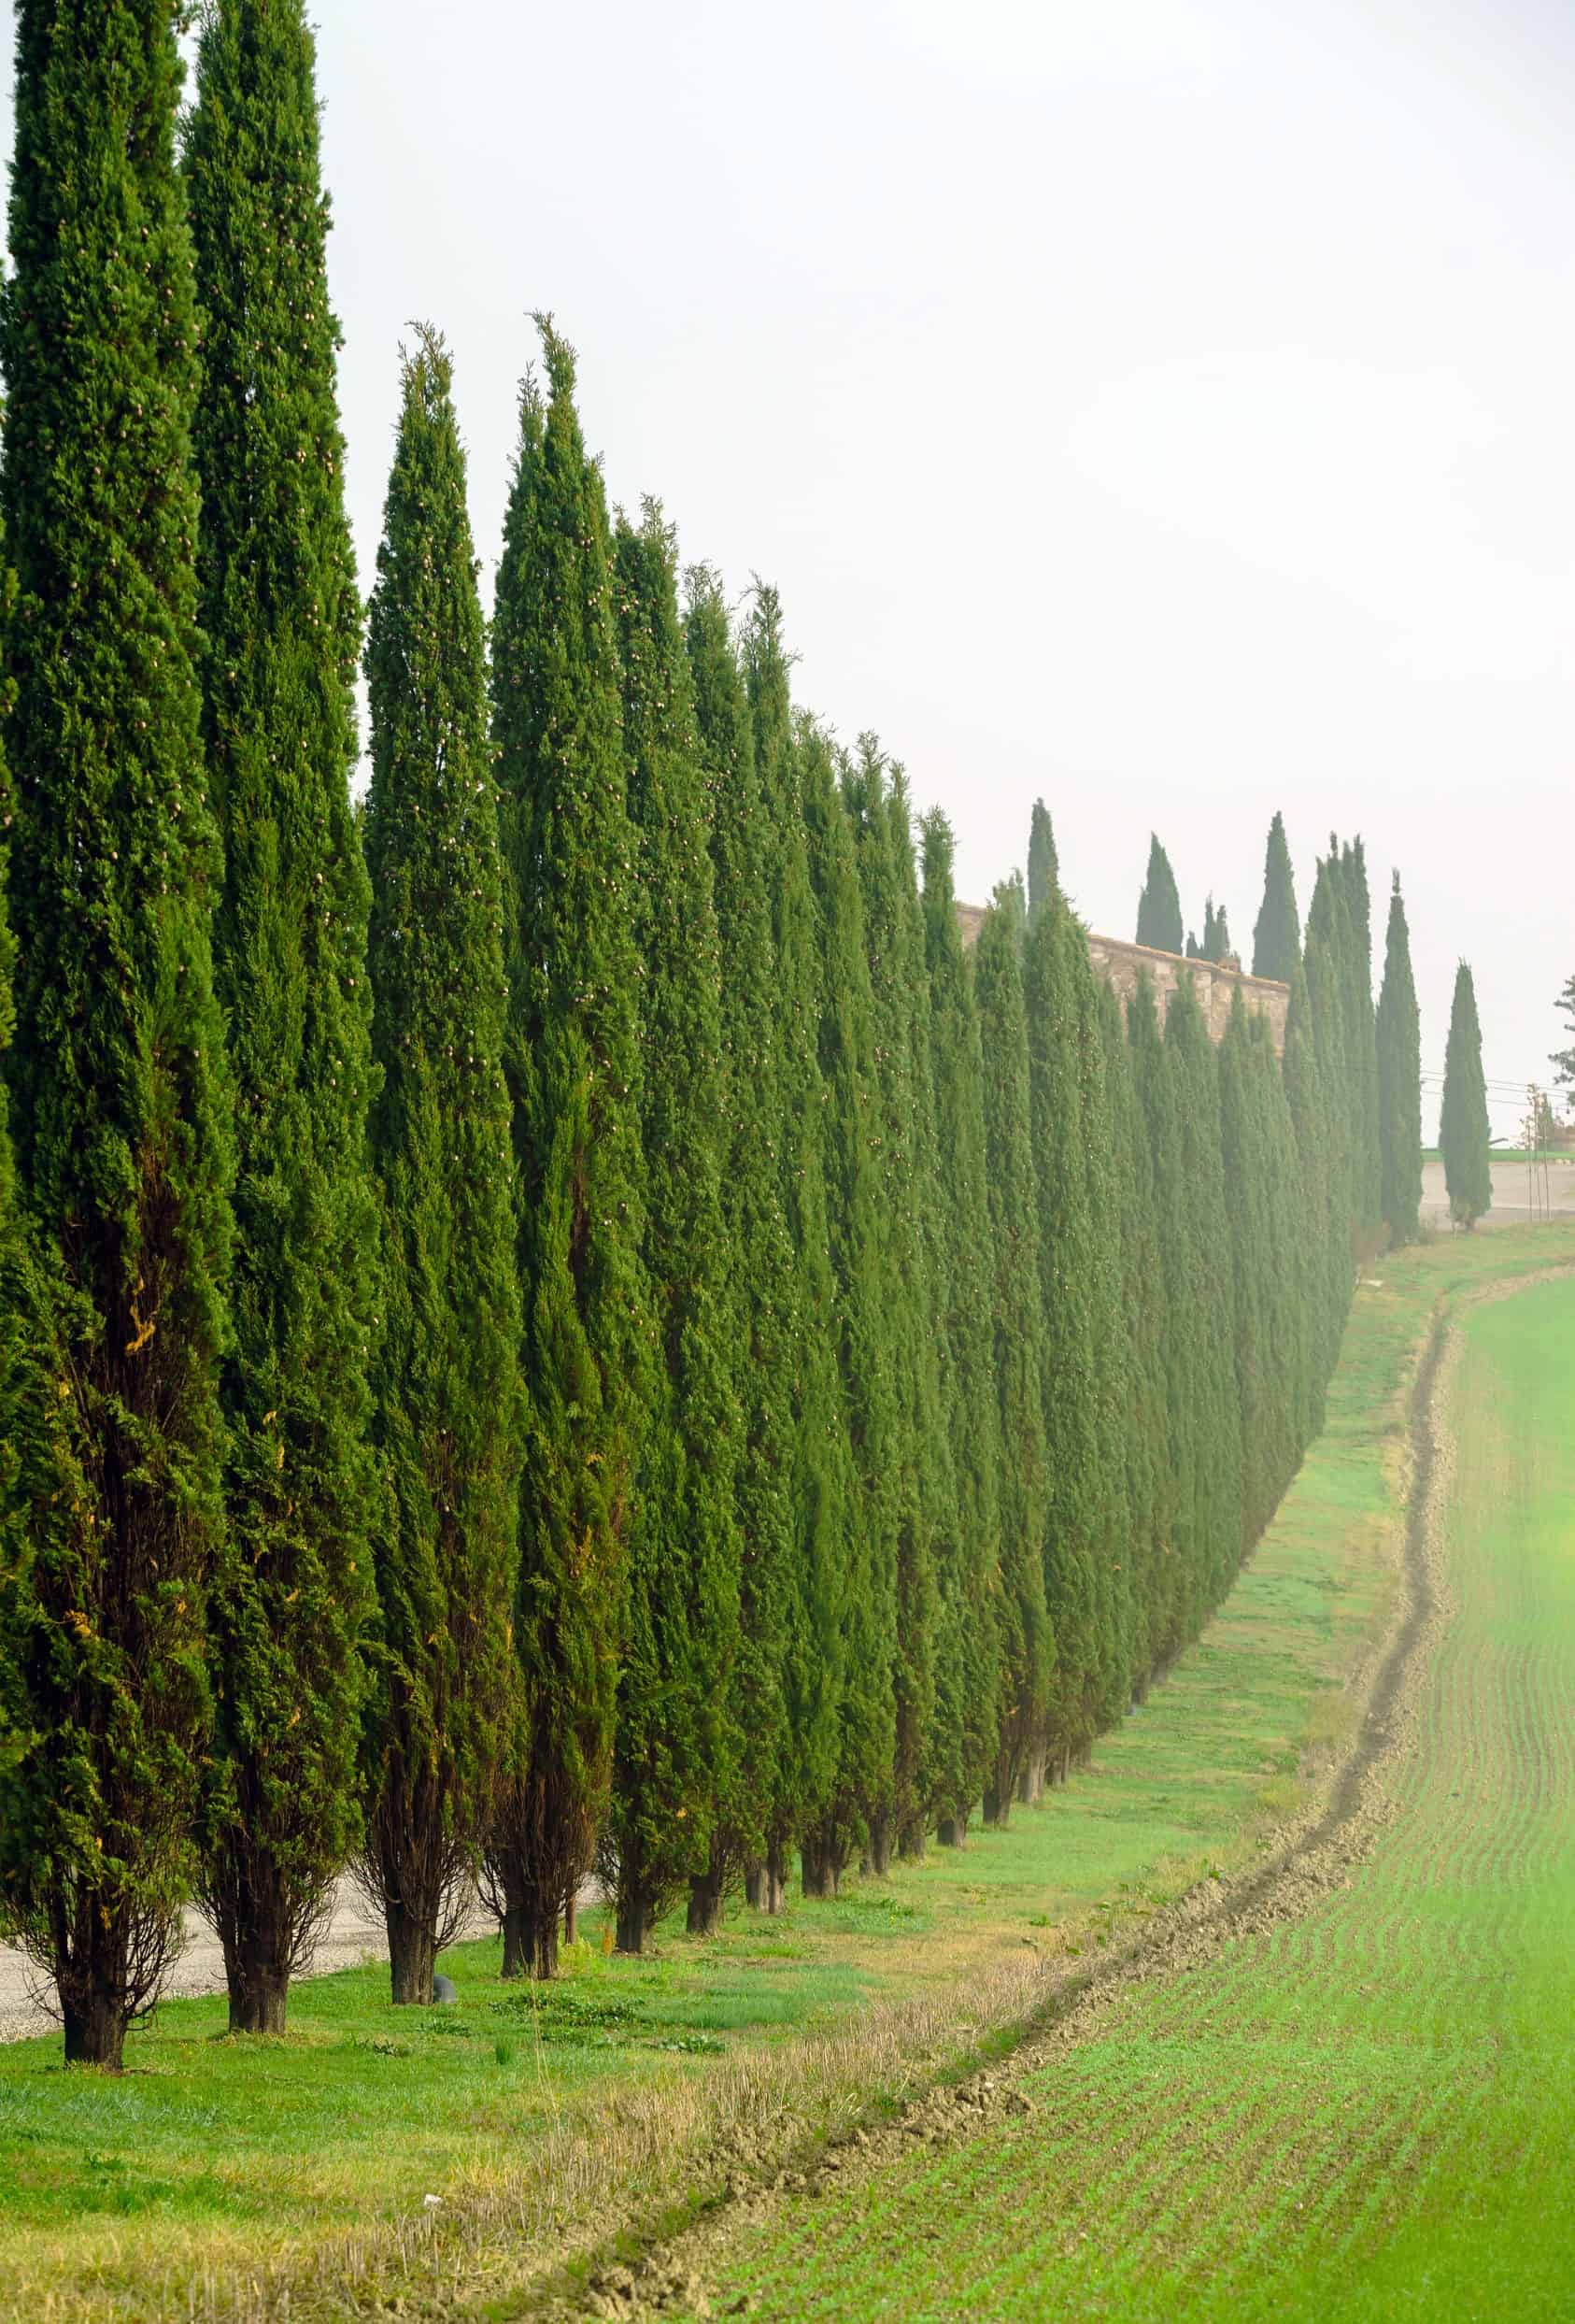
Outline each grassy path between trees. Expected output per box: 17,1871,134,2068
2,1228,1570,2323
671,1247,1575,2322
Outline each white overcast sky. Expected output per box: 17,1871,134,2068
6,0,1573,1137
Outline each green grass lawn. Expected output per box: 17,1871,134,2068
3,1224,1572,2322
697,1245,1575,2322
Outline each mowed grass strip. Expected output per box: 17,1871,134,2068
3,1227,1570,2323
696,1246,1575,2323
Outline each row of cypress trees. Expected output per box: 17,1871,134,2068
0,0,1410,2066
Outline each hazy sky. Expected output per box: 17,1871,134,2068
6,0,1573,1136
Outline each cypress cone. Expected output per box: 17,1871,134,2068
488,321,651,1978
608,506,741,1952
1136,834,1185,954
359,332,522,2007
1252,812,1300,981
1440,962,1492,1229
186,0,378,2036
1027,798,1058,920
0,0,234,2072
1376,875,1423,1248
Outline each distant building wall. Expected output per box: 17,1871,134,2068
956,908,1289,1057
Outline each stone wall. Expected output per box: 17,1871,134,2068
955,906,1289,1056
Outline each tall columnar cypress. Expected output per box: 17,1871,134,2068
1165,977,1243,1605
1281,961,1337,1445
685,569,799,1916
1376,875,1423,1248
608,507,740,1951
185,0,377,2035
798,717,900,1885
488,321,651,1978
359,334,522,2006
1128,977,1201,1655
1219,1001,1296,1544
915,814,1000,1840
1098,977,1169,1689
1304,853,1358,1259
1027,797,1058,920
1136,834,1185,954
1022,897,1105,1771
1440,962,1492,1230
971,878,1053,1814
745,589,847,1903
1252,812,1300,981
1340,838,1383,1253
1199,898,1232,963
0,0,234,2071
846,743,946,1858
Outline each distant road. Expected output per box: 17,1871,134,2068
1420,1154,1575,1231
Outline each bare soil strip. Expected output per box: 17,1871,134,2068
571,1270,1566,2323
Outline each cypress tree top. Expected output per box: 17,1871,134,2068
1027,797,1058,919
1252,812,1300,981
1136,834,1185,955
1440,961,1492,1230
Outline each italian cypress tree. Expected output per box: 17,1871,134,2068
1376,874,1422,1248
798,716,899,1886
1219,1000,1297,1544
745,589,847,1904
1022,897,1104,1772
1252,812,1300,981
1281,961,1338,1445
359,333,522,2006
488,321,651,1978
185,0,378,2035
971,877,1052,1815
1340,839,1383,1253
1200,899,1232,963
1165,977,1243,1606
1027,797,1058,920
0,0,234,2071
1136,835,1185,954
917,814,1000,1840
1440,962,1492,1229
608,506,740,1952
846,744,948,1857
685,568,798,1918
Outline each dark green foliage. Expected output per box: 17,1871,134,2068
1199,898,1232,963
0,0,234,2071
1440,962,1492,1229
1376,876,1423,1248
360,334,522,2007
920,820,1004,1831
1165,981,1244,1606
844,744,946,1858
972,879,1053,1804
1340,839,1383,1252
608,507,740,1951
185,0,377,2036
1027,798,1058,919
745,590,847,1898
1136,835,1185,954
488,321,651,1978
1021,898,1107,1762
1219,1001,1304,1543
798,717,900,1884
684,568,797,1915
1252,812,1300,981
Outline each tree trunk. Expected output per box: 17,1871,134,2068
687,1866,723,1936
616,1889,648,1954
937,1814,965,1849
386,1899,435,2005
866,1812,892,1876
62,1988,126,2072
501,1904,527,1980
983,1783,1009,1828
765,1839,786,1915
897,1816,926,1862
745,1861,767,1910
563,1894,578,1947
223,1932,291,2036
1018,1752,1045,1805
525,1894,560,1981
800,1832,837,1898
